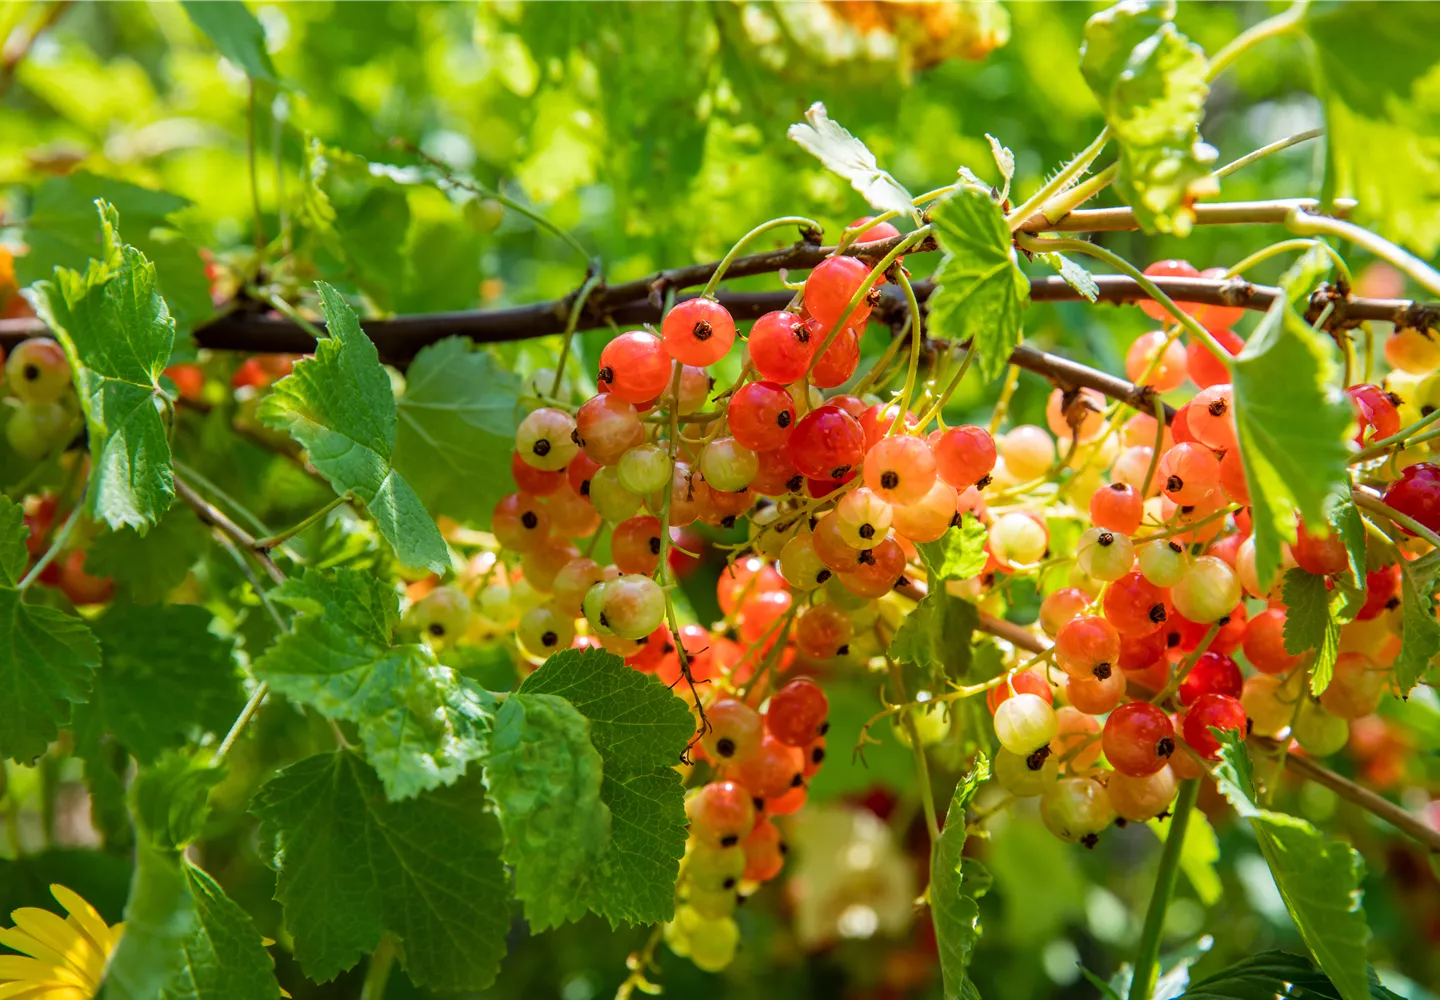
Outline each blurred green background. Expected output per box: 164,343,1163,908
1,2,1436,998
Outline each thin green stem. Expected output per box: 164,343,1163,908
1036,163,1117,227
1356,407,1440,461
700,217,822,299
851,319,913,398
888,270,924,436
247,79,265,252
1154,625,1222,705
1227,238,1351,287
1006,126,1112,232
1207,1,1309,81
1212,128,1323,180
804,229,931,378
256,493,349,551
172,461,273,538
887,654,939,844
551,273,603,398
653,362,685,588
1133,504,1240,543
18,495,85,592
988,365,1020,436
360,934,397,1000
266,293,326,340
214,682,270,761
1128,779,1200,1000
1141,396,1166,498
1288,209,1440,299
916,348,976,431
1355,490,1440,550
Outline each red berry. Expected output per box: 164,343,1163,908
1159,442,1220,505
702,699,765,764
1182,692,1247,760
836,536,906,599
1178,651,1243,707
986,668,1054,713
1102,701,1176,777
598,331,671,404
849,216,902,243
511,451,564,496
802,737,826,778
753,447,803,497
1189,383,1237,452
748,311,815,384
739,589,793,646
1186,329,1245,389
1347,383,1401,446
1119,628,1169,672
1139,260,1201,322
728,380,796,453
787,404,865,482
794,603,853,659
492,493,551,551
1102,572,1169,637
1242,608,1302,675
1195,267,1246,332
1292,518,1349,577
808,323,862,389
1055,615,1121,681
612,515,663,575
1383,462,1440,535
931,425,997,489
1358,564,1401,620
766,678,829,746
575,394,644,465
1090,482,1143,535
687,780,757,848
662,297,736,367
58,549,113,605
741,818,786,882
732,735,805,799
716,556,785,616
804,256,875,328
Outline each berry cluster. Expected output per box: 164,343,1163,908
3,337,82,461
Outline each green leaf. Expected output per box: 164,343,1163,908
787,102,914,217
1310,3,1440,256
1232,250,1353,591
18,173,212,336
250,751,510,990
1281,568,1340,695
32,201,177,531
1033,250,1099,301
1080,0,1217,235
888,591,979,688
162,862,283,1000
1179,950,1404,1000
180,0,280,84
392,338,522,529
131,751,226,851
254,567,490,800
1395,560,1440,695
0,587,100,762
86,506,208,603
483,692,610,931
1148,808,1221,906
1212,734,1373,1000
74,605,245,762
516,647,695,926
0,496,27,586
926,186,1030,381
258,282,447,572
933,755,991,1000
916,515,989,583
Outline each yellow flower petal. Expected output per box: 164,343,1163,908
2,914,95,985
0,983,88,1000
48,889,112,958
0,954,87,989
0,929,69,971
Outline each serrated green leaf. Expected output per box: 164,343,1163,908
254,567,490,800
1080,0,1216,235
1212,734,1372,1000
888,591,979,688
98,841,197,1000
1148,808,1221,906
0,587,100,761
258,283,447,572
787,102,914,217
516,647,693,926
1327,488,1369,594
180,0,279,84
18,173,211,337
934,755,990,1000
1179,949,1404,1000
1395,561,1440,695
131,751,226,851
1233,250,1353,592
926,187,1030,381
86,505,209,603
484,692,610,931
32,201,177,532
916,515,989,583
162,862,283,1000
1034,250,1099,301
0,496,27,586
392,338,521,529
250,751,509,990
1281,568,1340,695
74,605,244,762
1310,3,1440,256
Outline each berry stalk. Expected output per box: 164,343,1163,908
1127,778,1201,1000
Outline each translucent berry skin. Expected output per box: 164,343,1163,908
1051,705,1103,769
1319,651,1388,719
1189,383,1237,451
1170,556,1241,624
1358,564,1401,620
1076,527,1134,582
511,451,564,496
1047,386,1107,443
1138,260,1200,321
765,783,808,816
728,380,796,453
1382,462,1440,535
808,323,862,388
804,255,874,328
836,536,906,599
548,482,601,538
1159,442,1219,505
552,557,608,617
795,603,853,659
994,747,1059,797
612,515,663,575
787,404,865,481
517,604,574,655
766,678,829,746
858,403,917,449
1182,692,1247,760
575,394,645,465
516,407,580,471
752,446,803,496
834,487,893,548
4,338,70,404
1066,669,1126,714
567,452,602,499
598,331,671,403
1178,651,1243,707
993,693,1059,754
739,589,792,646
702,699,765,764
1090,482,1143,535
1385,326,1440,374
1108,766,1179,822
1039,587,1090,636
520,538,579,592
1126,331,1187,392
492,492,551,551
864,435,938,506
598,574,666,640
1186,328,1244,388
890,480,958,543
748,311,815,383
700,437,759,492
1242,608,1301,674
1041,777,1116,843
1218,447,1250,505
716,555,785,616
932,425,997,488
663,297,736,367
687,780,757,848
991,512,1049,568
849,215,902,243
1138,540,1189,588
1346,383,1401,446
1292,518,1350,577
733,735,805,799
1293,702,1349,756
1102,571,1169,637
1000,424,1055,481
802,737,826,778
741,818,786,882
1119,627,1168,673
986,668,1054,713
1055,614,1121,680
1102,701,1175,777
810,512,867,574
1196,267,1246,331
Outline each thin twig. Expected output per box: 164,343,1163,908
174,475,286,585
1281,750,1440,854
